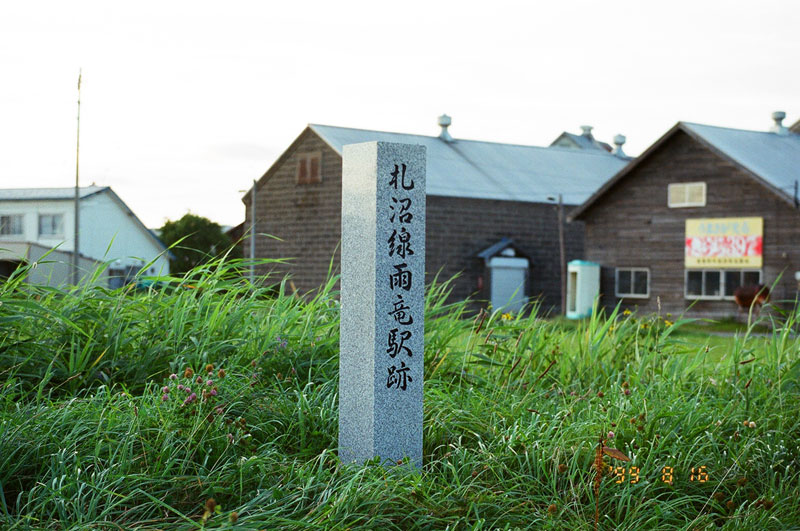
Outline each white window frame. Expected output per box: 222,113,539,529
0,214,23,236
615,267,650,299
684,269,762,300
668,182,707,208
38,213,64,237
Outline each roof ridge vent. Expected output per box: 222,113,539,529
438,114,454,142
771,111,789,135
612,134,627,158
580,125,594,139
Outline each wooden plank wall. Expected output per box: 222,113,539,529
582,130,800,318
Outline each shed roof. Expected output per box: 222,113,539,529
309,124,629,205
571,121,800,220
476,238,518,262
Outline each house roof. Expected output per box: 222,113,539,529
0,185,107,201
570,121,800,220
308,124,629,205
0,185,170,254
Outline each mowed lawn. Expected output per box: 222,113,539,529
1,259,799,530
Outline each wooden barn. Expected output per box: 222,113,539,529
571,112,800,318
242,117,629,313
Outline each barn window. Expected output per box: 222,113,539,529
668,182,706,208
0,214,23,236
296,152,322,185
615,268,649,298
685,269,761,299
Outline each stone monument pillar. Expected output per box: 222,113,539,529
339,141,426,467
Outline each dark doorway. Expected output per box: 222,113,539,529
0,260,22,279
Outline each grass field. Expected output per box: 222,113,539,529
1,258,799,529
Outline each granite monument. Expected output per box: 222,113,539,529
339,141,426,467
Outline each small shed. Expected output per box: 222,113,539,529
566,259,600,319
476,239,530,313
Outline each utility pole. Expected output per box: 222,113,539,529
250,179,256,284
558,193,566,315
73,69,82,286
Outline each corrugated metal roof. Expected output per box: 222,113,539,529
571,121,800,220
682,122,800,199
0,185,107,201
310,124,629,205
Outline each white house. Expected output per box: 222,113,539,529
0,185,169,286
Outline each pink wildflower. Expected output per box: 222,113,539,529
227,433,234,444
177,384,185,391
161,386,169,394
161,394,169,402
210,389,218,396
206,380,213,386
608,431,615,439
169,373,178,380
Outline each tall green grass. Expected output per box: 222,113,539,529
1,258,798,529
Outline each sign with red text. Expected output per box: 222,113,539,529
685,217,763,268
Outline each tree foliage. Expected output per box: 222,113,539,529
159,213,240,274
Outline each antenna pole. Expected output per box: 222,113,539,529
558,193,566,315
73,69,82,285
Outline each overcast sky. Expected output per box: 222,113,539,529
1,1,799,228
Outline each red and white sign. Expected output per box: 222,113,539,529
685,218,763,268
